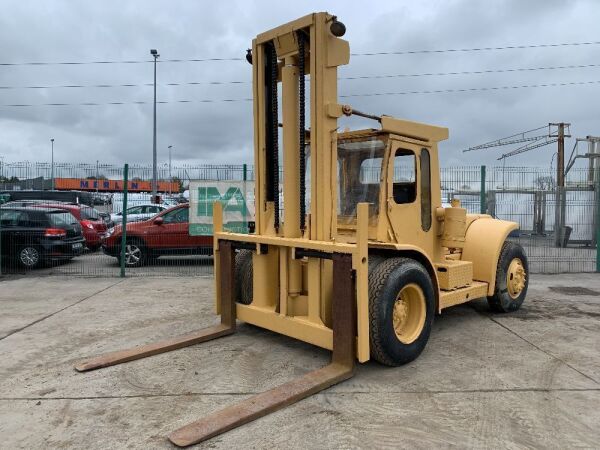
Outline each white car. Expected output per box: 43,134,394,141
110,204,167,224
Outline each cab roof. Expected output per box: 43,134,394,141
337,117,449,144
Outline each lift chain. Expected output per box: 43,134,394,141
268,42,280,231
297,31,306,233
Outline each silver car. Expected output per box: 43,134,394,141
110,204,167,224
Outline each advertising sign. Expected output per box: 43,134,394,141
189,181,255,235
54,178,179,193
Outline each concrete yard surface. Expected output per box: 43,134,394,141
0,274,599,449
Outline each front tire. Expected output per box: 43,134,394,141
121,240,146,267
369,257,435,366
234,250,253,305
487,242,528,313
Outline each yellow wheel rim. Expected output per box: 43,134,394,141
506,257,526,299
392,283,426,344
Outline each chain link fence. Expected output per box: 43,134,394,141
445,166,599,273
1,162,598,277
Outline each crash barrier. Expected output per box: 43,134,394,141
1,164,599,276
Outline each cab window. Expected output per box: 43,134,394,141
337,137,386,222
393,149,416,204
420,149,432,231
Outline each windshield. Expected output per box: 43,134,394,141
338,137,385,225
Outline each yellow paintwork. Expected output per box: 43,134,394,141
213,202,223,315
507,258,526,299
440,201,467,250
393,283,426,344
213,12,521,364
439,282,488,310
380,116,449,142
462,218,519,296
435,260,473,290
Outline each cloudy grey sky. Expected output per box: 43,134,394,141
0,0,598,169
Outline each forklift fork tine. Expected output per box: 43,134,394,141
74,240,237,372
74,324,233,372
169,362,353,447
169,253,356,447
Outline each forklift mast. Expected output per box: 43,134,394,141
253,12,349,241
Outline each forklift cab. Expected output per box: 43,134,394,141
336,124,444,256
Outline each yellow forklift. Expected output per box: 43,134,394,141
75,12,528,446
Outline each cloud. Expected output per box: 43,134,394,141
0,0,598,171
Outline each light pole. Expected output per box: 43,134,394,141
150,48,160,202
168,145,173,196
50,138,55,190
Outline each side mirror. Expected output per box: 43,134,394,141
154,217,164,225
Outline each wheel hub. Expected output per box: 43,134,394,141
506,257,526,299
126,244,141,265
20,247,39,266
392,283,426,344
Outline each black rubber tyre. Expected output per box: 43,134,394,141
18,245,42,269
368,254,386,277
234,249,253,305
369,257,435,367
121,239,147,267
487,241,529,313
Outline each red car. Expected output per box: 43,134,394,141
23,202,107,251
102,204,212,267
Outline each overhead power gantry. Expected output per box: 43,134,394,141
74,13,529,446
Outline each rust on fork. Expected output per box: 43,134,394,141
168,252,356,447
73,240,237,372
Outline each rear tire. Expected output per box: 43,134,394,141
234,250,253,305
369,257,435,366
487,242,528,313
18,246,42,269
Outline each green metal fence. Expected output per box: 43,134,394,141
444,166,599,273
1,162,598,276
